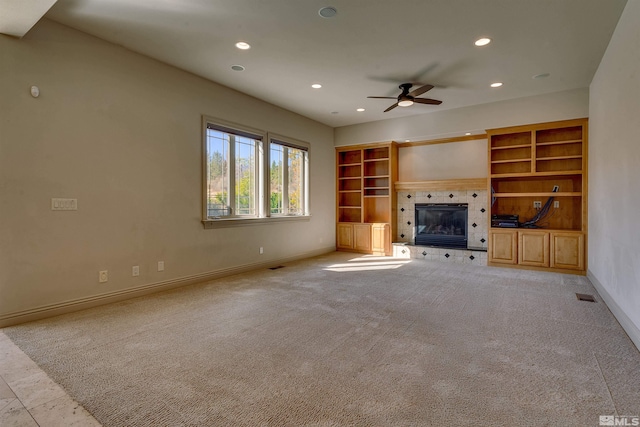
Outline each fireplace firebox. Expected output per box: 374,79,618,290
415,203,468,248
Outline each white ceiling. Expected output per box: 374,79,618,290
6,0,629,128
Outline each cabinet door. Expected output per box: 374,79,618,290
371,223,390,256
489,229,518,264
337,223,354,249
550,232,584,270
353,224,372,252
518,231,550,267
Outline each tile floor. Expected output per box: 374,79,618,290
0,331,101,427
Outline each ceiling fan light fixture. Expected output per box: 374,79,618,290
398,100,414,107
474,37,491,47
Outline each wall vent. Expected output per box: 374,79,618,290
576,293,596,302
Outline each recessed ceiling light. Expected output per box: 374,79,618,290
465,132,471,135
235,42,251,50
231,65,245,71
331,111,339,114
405,139,410,142
356,108,365,112
319,6,337,18
311,83,322,89
532,73,550,79
474,38,491,47
490,82,503,88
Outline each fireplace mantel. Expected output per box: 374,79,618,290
395,178,487,192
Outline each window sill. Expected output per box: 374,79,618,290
202,215,311,229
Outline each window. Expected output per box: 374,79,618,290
269,139,308,216
203,117,310,226
204,119,264,218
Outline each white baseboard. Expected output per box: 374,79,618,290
588,270,640,352
0,247,336,328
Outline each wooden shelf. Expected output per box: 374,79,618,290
536,155,582,161
491,170,583,178
336,143,397,254
487,118,588,274
491,144,532,150
536,139,582,146
491,158,531,164
493,192,581,197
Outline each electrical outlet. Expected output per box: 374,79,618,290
554,201,560,208
99,270,108,283
533,201,542,209
132,266,139,277
157,261,164,272
259,247,264,254
52,198,78,211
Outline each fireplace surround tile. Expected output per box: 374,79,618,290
396,189,488,255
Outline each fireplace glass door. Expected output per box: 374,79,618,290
415,203,468,248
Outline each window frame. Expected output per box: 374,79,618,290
268,134,310,218
201,117,311,229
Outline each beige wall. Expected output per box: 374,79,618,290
398,139,487,182
0,20,335,320
588,1,640,348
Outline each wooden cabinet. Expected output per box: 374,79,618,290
337,223,354,250
550,231,584,270
518,230,549,267
336,143,397,255
487,118,588,274
353,224,372,252
337,223,372,252
371,223,391,256
489,229,518,264
490,229,584,271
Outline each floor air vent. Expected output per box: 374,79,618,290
268,265,285,270
576,293,596,302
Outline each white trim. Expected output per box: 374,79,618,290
202,214,311,229
0,247,335,328
588,270,640,352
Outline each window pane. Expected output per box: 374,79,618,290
288,147,304,215
270,144,284,214
235,136,256,216
206,129,230,217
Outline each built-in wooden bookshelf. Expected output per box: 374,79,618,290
336,143,397,255
487,118,588,273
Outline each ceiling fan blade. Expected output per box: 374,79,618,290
367,96,397,99
408,84,434,97
384,103,399,112
413,98,442,105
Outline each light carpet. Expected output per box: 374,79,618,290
4,252,640,426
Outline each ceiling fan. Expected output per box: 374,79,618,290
368,83,442,112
